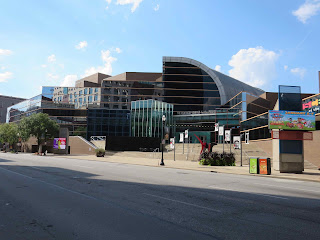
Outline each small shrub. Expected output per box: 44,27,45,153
95,148,105,157
199,151,235,166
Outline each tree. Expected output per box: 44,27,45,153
0,123,19,150
19,113,59,153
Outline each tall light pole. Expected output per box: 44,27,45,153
160,115,166,166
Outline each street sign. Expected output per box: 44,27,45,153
218,126,224,136
215,123,219,132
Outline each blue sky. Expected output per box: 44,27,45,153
0,0,320,98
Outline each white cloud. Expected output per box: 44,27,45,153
83,50,117,77
214,65,222,72
75,41,88,50
284,65,288,71
115,47,122,53
47,73,59,80
154,4,160,11
228,46,279,88
292,0,320,23
106,0,112,3
1,66,6,70
60,74,78,87
0,49,13,56
116,0,143,12
41,64,47,68
48,54,56,62
0,71,13,82
290,67,306,79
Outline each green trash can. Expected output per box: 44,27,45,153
249,158,259,174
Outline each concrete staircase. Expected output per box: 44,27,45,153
69,136,98,155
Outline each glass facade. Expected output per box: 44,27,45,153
131,100,173,138
87,109,130,139
163,62,221,112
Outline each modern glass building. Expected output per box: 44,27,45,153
131,99,173,138
8,56,288,143
87,109,130,139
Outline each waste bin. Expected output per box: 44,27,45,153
258,158,271,175
249,158,259,174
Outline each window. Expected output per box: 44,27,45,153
95,88,98,93
84,97,86,103
88,96,92,103
94,95,98,101
89,88,93,94
79,90,83,95
84,88,87,95
79,98,82,105
69,94,72,99
114,104,119,109
74,92,77,98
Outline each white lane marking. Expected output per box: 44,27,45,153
252,182,320,194
143,193,221,213
208,185,288,200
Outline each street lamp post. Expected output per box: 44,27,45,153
160,115,166,166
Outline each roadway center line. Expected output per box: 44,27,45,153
142,193,221,213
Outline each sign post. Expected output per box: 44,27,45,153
219,126,224,151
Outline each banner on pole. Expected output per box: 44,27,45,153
218,126,224,136
245,132,249,144
170,138,175,149
184,129,188,138
225,130,231,142
215,123,219,132
179,133,184,142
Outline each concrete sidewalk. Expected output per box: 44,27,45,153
58,153,320,183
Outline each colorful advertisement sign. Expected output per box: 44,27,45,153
53,138,66,149
303,97,320,114
249,158,258,174
259,158,268,175
268,110,315,131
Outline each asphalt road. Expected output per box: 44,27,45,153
0,153,320,240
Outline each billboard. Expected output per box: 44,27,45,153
54,138,66,149
268,110,315,131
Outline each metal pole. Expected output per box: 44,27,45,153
223,130,225,153
183,133,184,154
230,129,232,154
160,119,165,166
240,134,243,166
174,136,175,161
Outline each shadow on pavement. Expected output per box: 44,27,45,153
0,163,319,240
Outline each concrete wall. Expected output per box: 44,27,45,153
69,136,96,155
304,130,320,168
